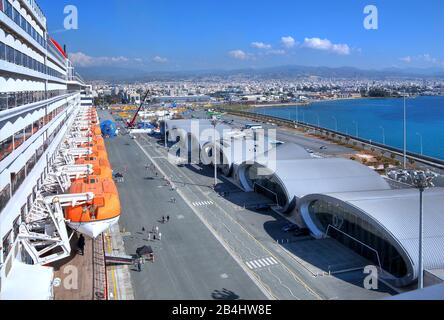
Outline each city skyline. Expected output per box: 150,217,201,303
38,0,444,72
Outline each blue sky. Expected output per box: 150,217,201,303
38,0,444,71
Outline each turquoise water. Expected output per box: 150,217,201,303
252,96,444,160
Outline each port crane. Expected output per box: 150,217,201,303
126,90,152,129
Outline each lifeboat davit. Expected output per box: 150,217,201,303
65,176,121,238
75,157,113,179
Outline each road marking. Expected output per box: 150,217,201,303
192,201,214,207
134,137,276,300
246,257,279,270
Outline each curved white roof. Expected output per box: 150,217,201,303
258,157,391,200
299,187,444,286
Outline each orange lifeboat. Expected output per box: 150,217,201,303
65,176,121,238
76,157,112,179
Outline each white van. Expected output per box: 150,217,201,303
245,124,263,130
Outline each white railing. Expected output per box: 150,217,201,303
22,0,47,26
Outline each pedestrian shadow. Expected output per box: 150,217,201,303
211,288,241,300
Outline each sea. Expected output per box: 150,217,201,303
251,96,444,161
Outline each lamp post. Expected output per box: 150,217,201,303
296,105,299,124
332,116,338,132
403,93,407,169
315,114,320,128
164,120,167,148
406,170,436,289
211,119,218,187
352,121,359,138
380,126,386,145
416,132,423,156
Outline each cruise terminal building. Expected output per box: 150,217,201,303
165,119,444,287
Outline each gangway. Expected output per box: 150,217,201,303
105,253,135,266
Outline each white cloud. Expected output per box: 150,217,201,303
400,56,412,63
228,50,249,60
251,42,272,49
400,54,444,67
70,52,135,67
420,54,438,64
281,36,296,48
302,37,351,55
152,56,168,63
267,49,286,55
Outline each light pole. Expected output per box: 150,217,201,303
296,105,299,124
416,132,423,155
408,170,436,289
211,119,218,187
380,126,386,145
332,116,338,132
403,93,407,169
164,120,167,148
315,114,320,128
352,121,359,138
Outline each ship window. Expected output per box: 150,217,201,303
0,184,11,212
11,167,26,195
13,7,20,25
0,136,13,161
26,154,36,174
13,216,21,240
0,42,5,61
5,1,12,18
6,45,14,63
24,124,32,141
13,129,25,149
2,230,13,261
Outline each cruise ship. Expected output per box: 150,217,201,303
0,0,119,299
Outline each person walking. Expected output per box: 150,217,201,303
167,215,170,223
162,216,166,224
158,233,162,241
77,234,85,256
137,257,143,272
155,226,159,234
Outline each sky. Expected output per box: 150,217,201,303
38,0,444,72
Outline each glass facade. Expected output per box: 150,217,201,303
0,90,73,111
1,0,46,48
308,200,408,278
246,165,288,207
0,38,65,79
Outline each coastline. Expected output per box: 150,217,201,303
252,97,363,108
250,94,444,109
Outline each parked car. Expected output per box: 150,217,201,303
293,228,310,237
282,224,300,233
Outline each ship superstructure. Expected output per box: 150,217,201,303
0,0,118,299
